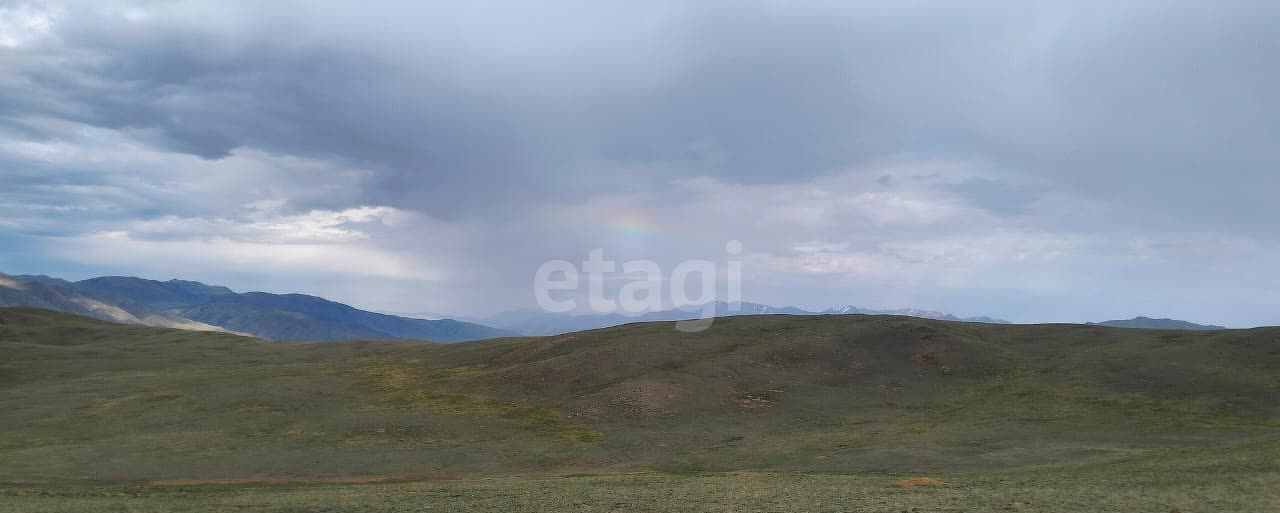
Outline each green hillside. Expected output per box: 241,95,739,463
1,307,1278,511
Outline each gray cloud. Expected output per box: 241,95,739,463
8,2,1278,210
2,0,1280,326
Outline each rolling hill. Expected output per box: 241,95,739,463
1091,316,1227,330
484,301,1009,336
1,306,1276,484
0,273,511,342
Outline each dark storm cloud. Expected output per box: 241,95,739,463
4,11,567,215
5,0,1278,225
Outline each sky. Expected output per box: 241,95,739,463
1,0,1278,327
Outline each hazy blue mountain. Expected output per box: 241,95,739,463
0,273,143,324
821,305,1010,324
181,292,514,342
10,274,75,288
1091,316,1226,330
0,272,512,342
71,276,235,317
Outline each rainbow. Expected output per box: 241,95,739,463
607,210,659,238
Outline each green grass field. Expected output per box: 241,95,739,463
1,307,1278,511
3,467,1278,513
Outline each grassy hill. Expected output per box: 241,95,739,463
1092,316,1227,330
1,307,1278,511
482,302,1007,336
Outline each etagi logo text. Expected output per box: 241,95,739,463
533,241,743,332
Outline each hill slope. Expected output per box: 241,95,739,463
0,274,510,342
0,307,1276,483
484,301,1008,336
1092,316,1227,330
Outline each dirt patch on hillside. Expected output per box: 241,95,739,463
894,476,947,488
910,351,938,366
606,382,680,417
734,388,783,411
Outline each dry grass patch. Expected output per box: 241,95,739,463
894,476,947,488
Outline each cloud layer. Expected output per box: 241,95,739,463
2,0,1279,326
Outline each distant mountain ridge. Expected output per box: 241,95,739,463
819,305,1010,324
482,301,1010,336
4,272,1233,339
0,272,511,343
1090,316,1226,331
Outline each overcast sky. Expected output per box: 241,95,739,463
2,0,1278,326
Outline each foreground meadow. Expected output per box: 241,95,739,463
3,469,1278,513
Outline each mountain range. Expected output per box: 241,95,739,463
0,272,511,342
1,271,1232,340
